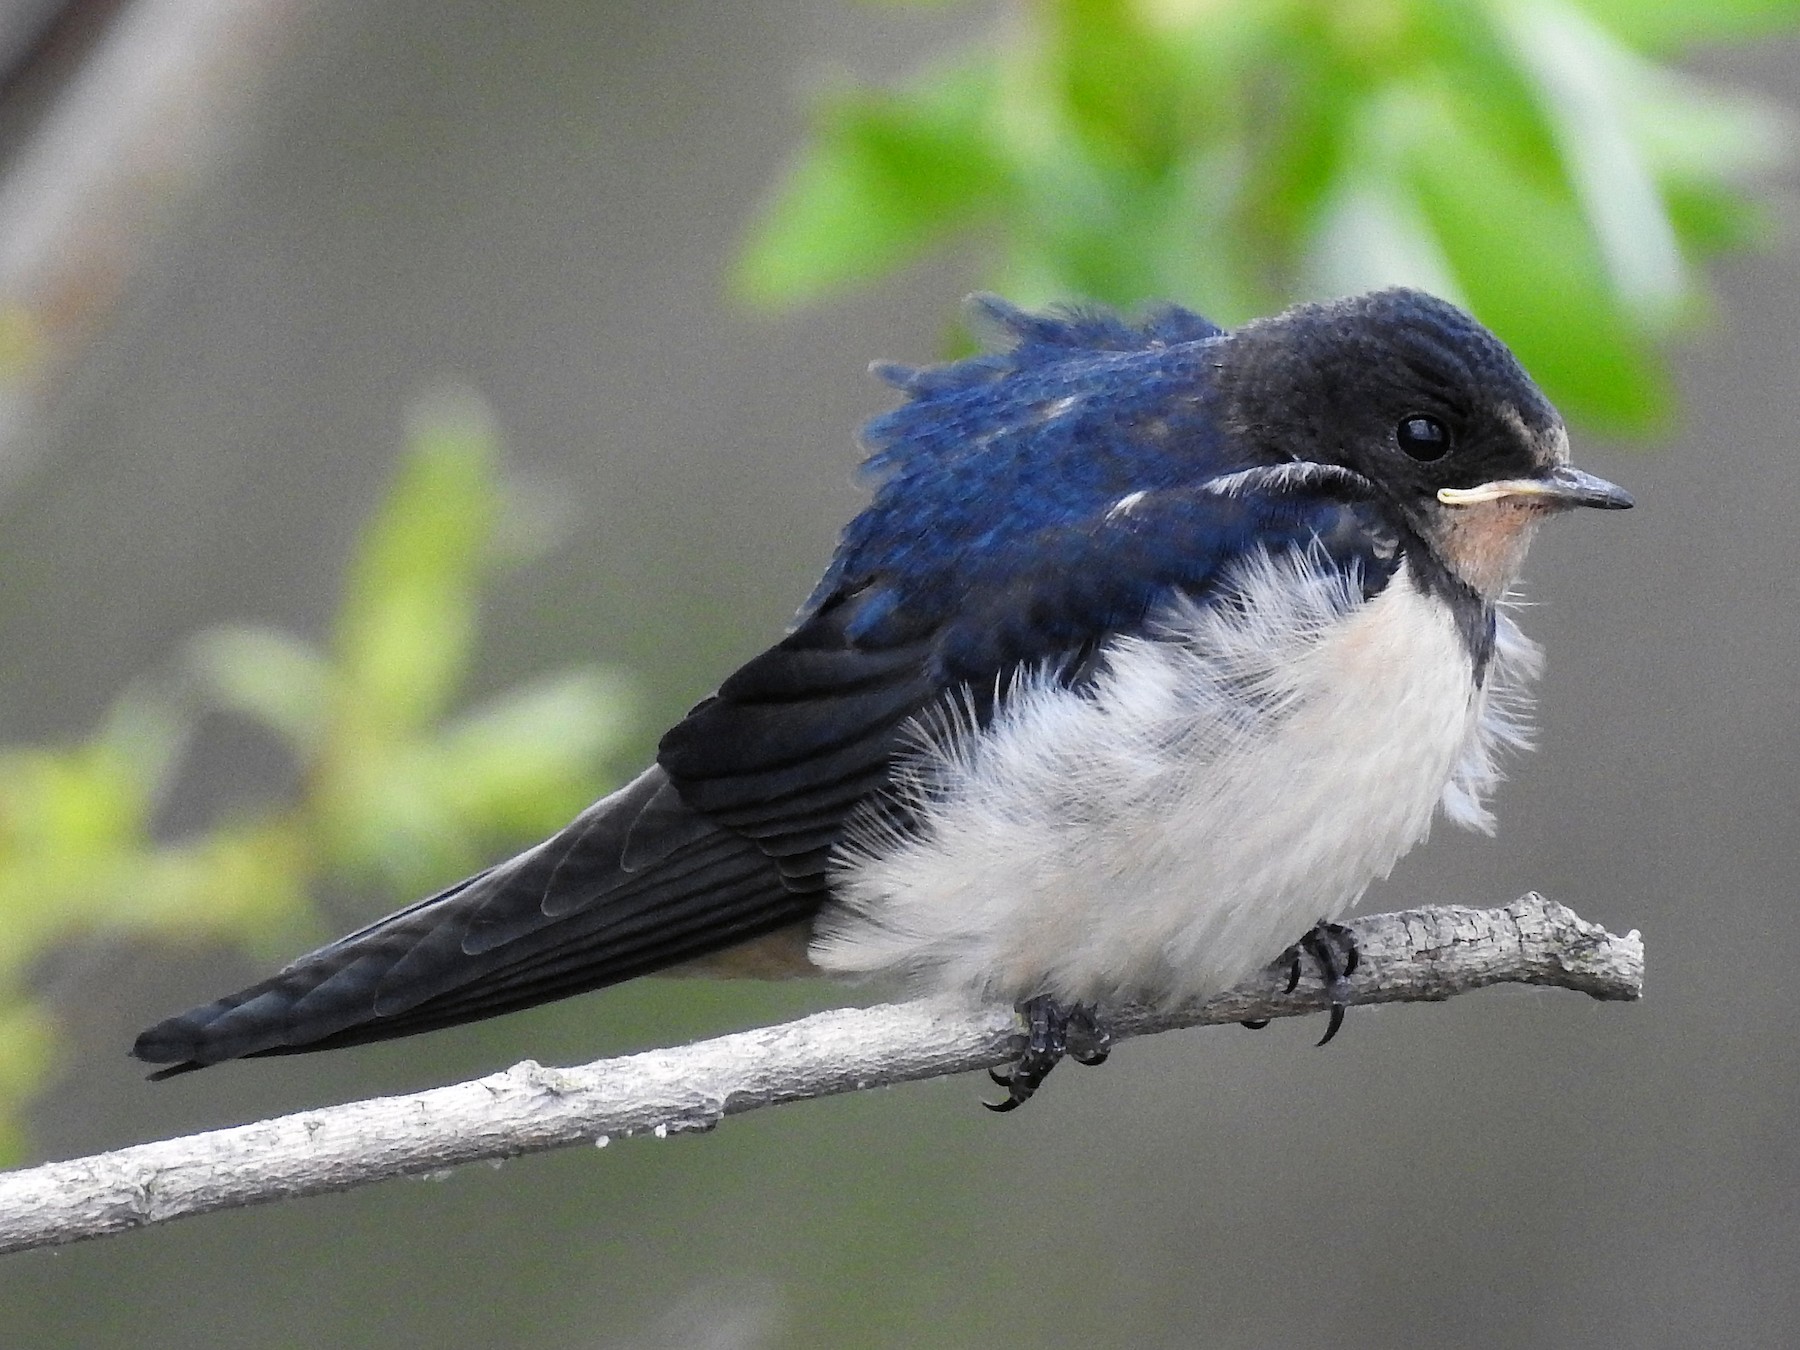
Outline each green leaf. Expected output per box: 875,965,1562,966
1499,0,1688,324
313,667,634,897
737,0,1797,435
0,999,56,1163
1568,0,1800,50
0,751,140,976
736,61,1010,306
0,746,144,884
1613,52,1793,185
313,742,469,893
187,625,332,753
432,668,637,839
1044,0,1189,175
105,819,318,955
0,381,639,1152
94,681,191,803
1301,173,1467,307
1129,148,1274,325
334,395,499,735
0,690,181,977
1402,88,1670,430
1663,182,1772,253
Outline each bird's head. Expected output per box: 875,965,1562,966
1214,288,1631,599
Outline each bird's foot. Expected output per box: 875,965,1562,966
986,996,1111,1112
1240,921,1360,1039
1289,921,1359,1045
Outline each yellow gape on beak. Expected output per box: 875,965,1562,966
1438,465,1634,510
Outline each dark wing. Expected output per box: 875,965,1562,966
130,769,786,1071
130,583,938,1074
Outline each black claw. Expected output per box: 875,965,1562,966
1263,921,1360,1045
1240,1017,1272,1030
985,996,1112,1111
984,1067,1046,1111
1297,921,1358,1047
1317,1002,1346,1047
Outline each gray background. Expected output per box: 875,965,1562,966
1,4,1796,1347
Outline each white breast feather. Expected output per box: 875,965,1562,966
812,550,1541,1005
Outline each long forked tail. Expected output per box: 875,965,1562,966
131,767,817,1076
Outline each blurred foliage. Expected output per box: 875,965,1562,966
740,0,1798,431
0,400,634,1158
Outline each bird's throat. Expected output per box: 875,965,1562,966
1431,500,1543,601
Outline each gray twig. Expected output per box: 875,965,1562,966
0,893,1640,1257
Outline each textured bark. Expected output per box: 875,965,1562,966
0,894,1640,1257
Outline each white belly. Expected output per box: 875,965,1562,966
812,551,1539,1004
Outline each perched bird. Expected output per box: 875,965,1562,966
134,288,1630,1108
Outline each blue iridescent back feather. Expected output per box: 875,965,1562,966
804,296,1391,681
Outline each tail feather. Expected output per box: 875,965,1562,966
131,766,817,1073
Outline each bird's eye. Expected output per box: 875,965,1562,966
1395,414,1451,462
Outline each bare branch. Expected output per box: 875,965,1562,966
0,894,1640,1257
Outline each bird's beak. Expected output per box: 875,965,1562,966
1437,466,1633,511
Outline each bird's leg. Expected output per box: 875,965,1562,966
985,996,1111,1112
1239,921,1360,1040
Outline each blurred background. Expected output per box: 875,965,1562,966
0,1,1796,1346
